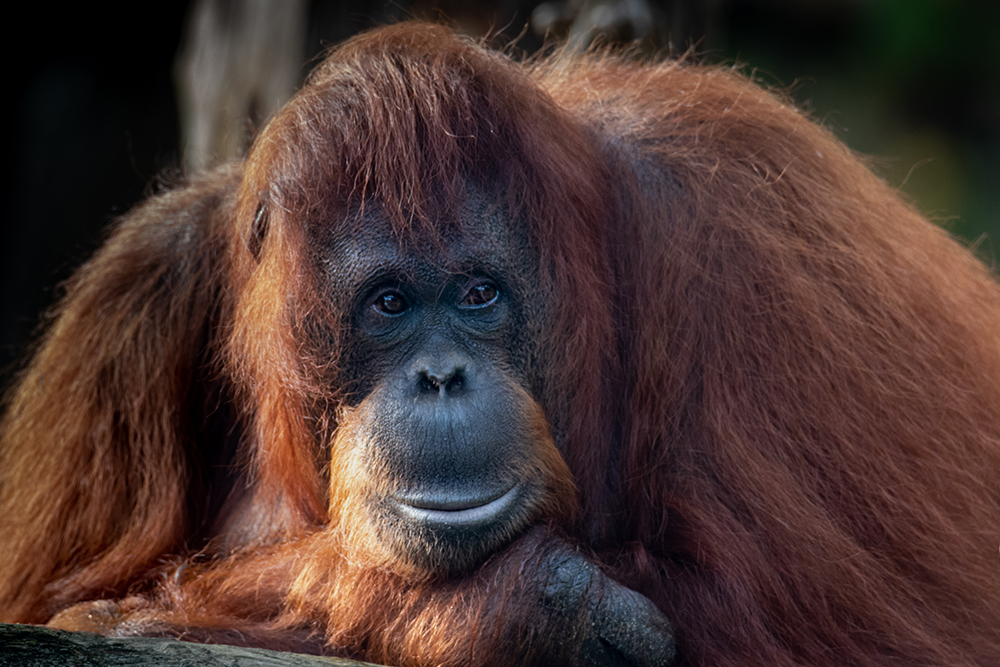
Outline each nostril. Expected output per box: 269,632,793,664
416,365,466,395
419,374,441,393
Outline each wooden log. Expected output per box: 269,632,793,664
0,623,383,667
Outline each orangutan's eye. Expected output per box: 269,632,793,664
460,282,499,309
373,291,408,316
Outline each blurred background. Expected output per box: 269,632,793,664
2,0,999,377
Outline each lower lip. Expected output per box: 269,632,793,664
391,484,520,528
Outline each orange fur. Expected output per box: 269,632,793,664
2,22,1000,667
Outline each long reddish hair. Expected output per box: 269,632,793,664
1,22,999,667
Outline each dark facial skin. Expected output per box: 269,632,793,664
315,194,550,571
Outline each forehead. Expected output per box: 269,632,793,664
320,193,531,291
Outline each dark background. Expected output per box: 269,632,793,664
3,0,999,378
